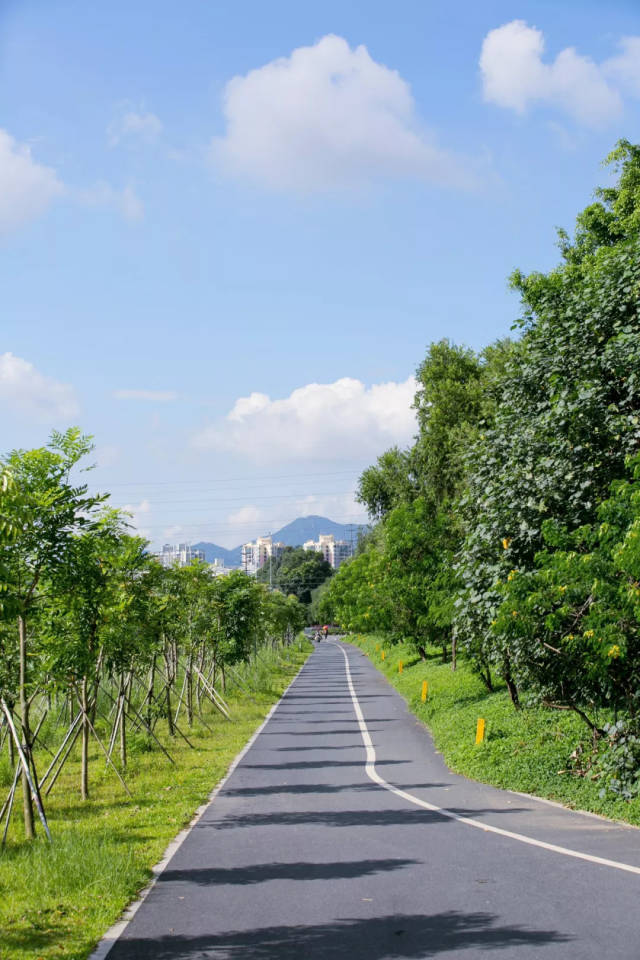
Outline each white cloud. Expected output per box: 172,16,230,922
604,37,640,98
108,108,163,147
211,34,471,192
77,181,144,222
114,389,178,402
93,444,121,468
0,129,63,234
193,376,417,462
0,352,79,422
480,21,624,127
122,498,152,540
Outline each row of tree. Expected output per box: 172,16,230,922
318,141,640,759
0,431,305,840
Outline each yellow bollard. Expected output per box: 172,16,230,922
381,650,385,661
421,680,428,702
398,661,403,674
475,718,486,744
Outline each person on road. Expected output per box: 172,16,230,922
322,625,329,639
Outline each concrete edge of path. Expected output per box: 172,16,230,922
88,655,310,960
345,640,640,834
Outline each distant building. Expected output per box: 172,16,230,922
154,543,206,568
241,536,285,575
210,559,232,577
303,534,352,570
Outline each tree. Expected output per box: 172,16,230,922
455,140,640,702
258,547,333,605
0,429,104,835
494,454,640,732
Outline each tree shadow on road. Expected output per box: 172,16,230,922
199,805,528,831
160,857,419,886
109,910,572,959
241,759,406,769
221,781,451,798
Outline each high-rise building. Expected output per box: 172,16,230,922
302,534,352,570
154,543,206,568
241,536,285,576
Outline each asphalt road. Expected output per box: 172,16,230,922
104,640,640,959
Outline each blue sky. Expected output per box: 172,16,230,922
1,0,639,549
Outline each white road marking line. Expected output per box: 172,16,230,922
334,642,640,877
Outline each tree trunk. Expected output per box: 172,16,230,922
119,673,128,769
451,634,457,672
503,656,520,709
479,664,494,692
7,703,15,768
164,649,175,737
18,614,35,839
146,655,156,729
186,655,193,727
417,645,427,661
81,676,89,800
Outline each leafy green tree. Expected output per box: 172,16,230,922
494,454,640,731
0,429,103,836
258,547,333,605
42,510,133,797
455,140,640,702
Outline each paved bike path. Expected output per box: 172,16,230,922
103,641,640,959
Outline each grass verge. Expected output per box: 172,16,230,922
347,634,640,826
0,639,311,960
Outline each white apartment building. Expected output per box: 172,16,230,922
241,536,286,576
154,543,206,568
303,534,353,570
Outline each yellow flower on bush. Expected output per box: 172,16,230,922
583,629,594,638
607,645,621,659
558,585,566,593
502,538,511,550
511,610,518,617
507,570,517,581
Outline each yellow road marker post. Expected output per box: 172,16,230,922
475,718,486,744
398,661,403,674
421,680,428,702
381,651,385,661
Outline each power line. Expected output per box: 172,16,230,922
90,468,363,489
126,513,369,532
110,488,357,508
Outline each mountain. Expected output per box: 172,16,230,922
192,542,243,566
270,515,368,547
194,516,369,568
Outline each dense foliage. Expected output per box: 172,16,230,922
256,545,333,605
0,432,305,840
322,141,640,793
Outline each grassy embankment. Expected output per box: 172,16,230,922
347,634,640,826
0,639,312,960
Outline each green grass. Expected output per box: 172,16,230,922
348,634,640,826
0,640,312,960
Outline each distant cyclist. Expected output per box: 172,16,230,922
322,625,329,639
